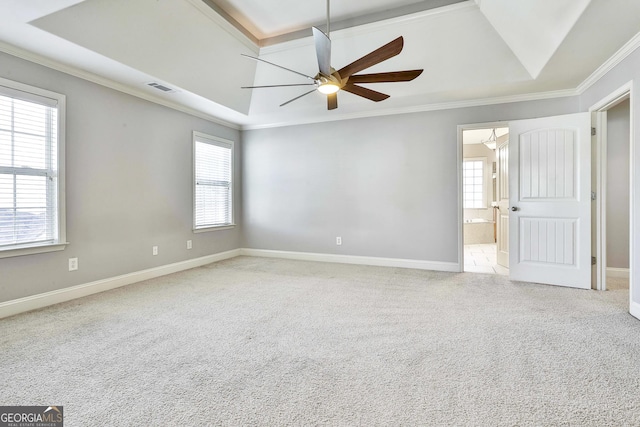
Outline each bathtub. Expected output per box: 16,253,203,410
464,218,495,244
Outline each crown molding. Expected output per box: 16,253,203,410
576,30,640,94
3,12,638,133
0,41,243,130
240,88,577,130
244,29,640,130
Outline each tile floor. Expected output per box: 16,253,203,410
464,243,509,275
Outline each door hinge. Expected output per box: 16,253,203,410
592,256,597,265
591,191,597,201
591,127,596,136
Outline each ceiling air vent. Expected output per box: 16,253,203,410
147,82,176,93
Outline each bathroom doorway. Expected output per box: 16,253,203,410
461,125,509,275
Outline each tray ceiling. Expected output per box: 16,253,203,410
0,0,639,128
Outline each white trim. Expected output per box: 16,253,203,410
577,31,640,95
589,82,634,316
193,224,236,233
0,248,463,319
0,242,68,259
631,300,640,319
589,81,634,112
607,267,630,279
242,90,576,130
457,125,465,270
0,20,637,132
233,26,639,130
0,249,241,319
240,248,460,272
593,110,607,290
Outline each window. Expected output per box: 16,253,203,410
463,158,486,209
0,78,66,257
193,132,234,231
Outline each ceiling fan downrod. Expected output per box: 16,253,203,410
240,0,423,111
326,0,330,37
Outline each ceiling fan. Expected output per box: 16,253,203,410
241,0,423,110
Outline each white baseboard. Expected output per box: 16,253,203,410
0,249,241,320
607,267,630,279
1,248,459,319
631,299,640,321
240,248,460,272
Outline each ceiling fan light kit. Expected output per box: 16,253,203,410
317,81,340,94
242,0,423,111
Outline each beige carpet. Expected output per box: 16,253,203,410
1,256,639,426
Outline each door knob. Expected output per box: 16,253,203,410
511,206,518,211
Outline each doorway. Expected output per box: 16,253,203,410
461,125,509,275
591,84,632,292
604,99,630,290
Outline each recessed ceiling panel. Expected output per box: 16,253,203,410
476,0,591,79
247,4,531,120
31,0,257,114
210,0,444,39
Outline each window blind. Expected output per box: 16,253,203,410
0,92,59,248
194,134,233,229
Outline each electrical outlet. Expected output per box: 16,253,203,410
187,240,192,250
152,246,158,256
336,236,342,246
68,257,78,271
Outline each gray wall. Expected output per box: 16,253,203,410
242,98,579,263
4,39,640,307
606,99,630,269
0,52,242,303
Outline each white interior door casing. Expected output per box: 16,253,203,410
509,113,591,289
496,140,509,268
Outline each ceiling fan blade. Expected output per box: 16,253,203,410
327,93,338,110
342,83,390,102
242,83,316,89
349,69,423,84
336,36,404,79
312,27,332,76
241,54,316,82
280,88,317,107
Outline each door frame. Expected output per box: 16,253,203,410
457,121,509,272
589,81,633,292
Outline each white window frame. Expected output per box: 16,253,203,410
192,131,235,232
463,157,488,209
0,77,66,258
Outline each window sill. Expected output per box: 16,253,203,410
193,224,236,234
0,242,69,259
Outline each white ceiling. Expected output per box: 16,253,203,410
0,0,639,129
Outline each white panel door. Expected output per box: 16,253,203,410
509,113,591,288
